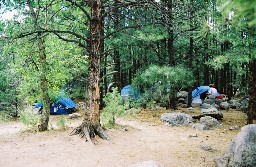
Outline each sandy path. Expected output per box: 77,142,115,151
0,117,238,167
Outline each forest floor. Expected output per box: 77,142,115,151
0,106,250,167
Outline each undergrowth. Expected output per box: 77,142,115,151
101,88,128,128
19,110,40,128
56,115,67,130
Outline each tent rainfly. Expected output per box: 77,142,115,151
34,95,76,115
120,85,140,100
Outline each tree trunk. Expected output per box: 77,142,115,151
203,39,209,85
71,0,109,142
99,4,105,110
27,1,51,131
187,0,194,108
113,0,121,90
226,62,232,100
247,59,256,124
38,34,51,131
247,28,256,124
167,0,175,66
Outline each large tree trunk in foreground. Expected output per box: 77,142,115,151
247,59,256,124
38,35,51,131
27,1,51,131
246,28,256,124
70,0,109,142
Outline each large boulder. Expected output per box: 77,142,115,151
237,97,249,112
177,91,188,107
200,116,220,128
214,124,256,167
200,106,223,120
161,112,193,126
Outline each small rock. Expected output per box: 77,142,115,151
200,144,213,152
186,107,195,112
68,113,81,119
127,160,161,167
189,134,198,137
192,123,210,130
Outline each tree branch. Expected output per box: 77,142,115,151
100,71,118,82
51,31,88,49
66,0,91,20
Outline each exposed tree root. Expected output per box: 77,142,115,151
70,121,110,144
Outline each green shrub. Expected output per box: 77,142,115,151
101,88,127,128
56,115,67,130
132,65,195,108
0,111,15,122
19,110,40,127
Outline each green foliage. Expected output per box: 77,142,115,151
220,0,256,27
3,32,87,103
0,42,21,113
101,88,126,128
56,115,67,130
133,65,194,107
2,0,89,104
0,111,15,122
19,110,40,128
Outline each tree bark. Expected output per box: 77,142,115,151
113,0,121,90
71,0,109,141
27,1,51,131
187,0,194,108
167,0,175,66
247,59,256,124
38,34,51,131
203,39,209,85
247,28,256,124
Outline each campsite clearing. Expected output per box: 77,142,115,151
0,108,248,167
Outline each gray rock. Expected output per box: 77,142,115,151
199,144,213,152
214,124,256,167
178,103,188,108
220,101,230,110
237,97,249,112
191,103,201,108
215,98,224,106
192,123,209,130
201,103,212,109
177,91,188,98
161,112,194,126
211,103,220,110
127,160,161,167
178,98,186,102
186,107,195,112
200,116,220,128
200,107,223,120
204,99,215,104
201,106,218,113
229,100,240,109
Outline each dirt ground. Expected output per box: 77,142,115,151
0,107,248,167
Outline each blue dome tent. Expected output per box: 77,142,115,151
34,95,76,115
121,85,140,100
